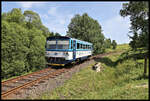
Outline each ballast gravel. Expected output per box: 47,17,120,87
9,59,95,99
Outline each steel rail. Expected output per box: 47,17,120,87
1,68,67,99
2,68,52,85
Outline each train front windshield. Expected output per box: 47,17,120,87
46,40,69,49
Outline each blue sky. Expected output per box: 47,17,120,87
2,1,132,44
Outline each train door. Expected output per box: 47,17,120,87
73,40,76,60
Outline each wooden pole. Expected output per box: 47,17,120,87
144,56,147,77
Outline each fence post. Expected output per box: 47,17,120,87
144,56,147,77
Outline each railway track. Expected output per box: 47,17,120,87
1,67,71,99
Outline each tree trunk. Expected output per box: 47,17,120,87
144,56,147,77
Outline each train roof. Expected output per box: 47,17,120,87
47,36,92,45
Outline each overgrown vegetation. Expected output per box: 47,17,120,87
1,8,53,79
104,38,117,50
38,45,148,99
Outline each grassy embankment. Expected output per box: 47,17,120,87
37,44,149,99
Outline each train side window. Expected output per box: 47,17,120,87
79,44,81,49
71,40,73,49
73,40,76,49
83,44,85,49
77,43,80,49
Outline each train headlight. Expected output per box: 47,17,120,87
64,52,69,56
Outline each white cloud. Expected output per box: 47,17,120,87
42,7,74,36
19,2,34,9
48,7,57,16
102,15,131,44
19,2,45,9
42,14,49,19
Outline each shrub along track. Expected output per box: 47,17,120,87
1,51,123,99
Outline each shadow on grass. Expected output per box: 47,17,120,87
94,51,148,68
94,57,117,67
132,74,149,80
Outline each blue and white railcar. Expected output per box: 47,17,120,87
45,36,93,66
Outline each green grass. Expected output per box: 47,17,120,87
105,44,130,53
37,44,149,99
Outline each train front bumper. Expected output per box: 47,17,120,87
46,63,65,66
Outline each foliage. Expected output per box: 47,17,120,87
23,10,52,38
2,8,25,24
120,1,149,51
120,1,149,76
104,38,112,48
111,40,117,49
2,21,29,78
67,13,105,54
1,8,50,79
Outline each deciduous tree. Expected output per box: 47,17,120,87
67,13,105,54
120,1,149,77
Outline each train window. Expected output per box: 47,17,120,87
73,40,76,48
71,40,73,49
83,44,85,49
57,40,69,49
79,44,80,49
88,45,90,49
89,45,91,49
77,43,80,49
46,40,56,49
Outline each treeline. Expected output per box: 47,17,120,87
67,13,117,54
104,38,117,49
1,8,54,79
